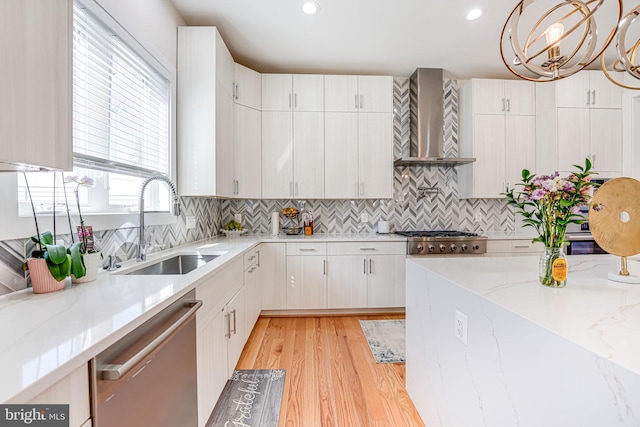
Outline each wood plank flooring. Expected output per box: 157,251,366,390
235,314,425,427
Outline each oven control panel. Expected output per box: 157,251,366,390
408,238,487,255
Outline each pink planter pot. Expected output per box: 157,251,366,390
27,258,67,294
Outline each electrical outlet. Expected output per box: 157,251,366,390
234,213,242,224
186,215,196,230
361,213,369,223
455,310,468,345
473,213,483,223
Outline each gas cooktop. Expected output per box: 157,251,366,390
394,230,488,255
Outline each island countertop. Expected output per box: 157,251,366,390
408,254,640,375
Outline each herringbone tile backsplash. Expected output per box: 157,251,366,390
0,77,514,294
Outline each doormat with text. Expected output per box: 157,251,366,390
360,319,406,363
206,369,286,427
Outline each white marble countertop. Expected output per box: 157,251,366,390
0,232,406,403
408,254,640,376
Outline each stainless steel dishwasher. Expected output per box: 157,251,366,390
91,290,202,427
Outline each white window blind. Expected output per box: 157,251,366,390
72,3,170,178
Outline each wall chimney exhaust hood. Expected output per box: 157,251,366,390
394,68,475,167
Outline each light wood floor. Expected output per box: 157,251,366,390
236,314,425,427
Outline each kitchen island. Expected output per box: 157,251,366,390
406,255,640,427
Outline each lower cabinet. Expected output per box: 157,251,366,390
259,243,287,310
485,239,544,256
286,254,328,309
224,286,246,377
243,247,261,338
27,363,91,427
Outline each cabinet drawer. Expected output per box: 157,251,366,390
486,239,543,254
286,242,327,256
327,241,406,256
243,248,259,270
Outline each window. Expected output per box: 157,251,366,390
18,1,173,217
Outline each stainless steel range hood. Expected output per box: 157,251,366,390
394,68,475,167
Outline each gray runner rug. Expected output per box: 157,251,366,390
359,319,406,363
206,369,286,427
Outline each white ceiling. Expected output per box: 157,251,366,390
169,0,523,79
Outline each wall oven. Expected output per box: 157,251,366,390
565,178,609,255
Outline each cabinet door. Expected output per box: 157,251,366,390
325,112,359,198
367,255,406,308
556,72,590,108
216,80,236,197
357,76,393,113
0,0,72,171
293,112,324,198
324,75,358,112
196,310,227,427
226,286,247,377
472,79,506,115
262,111,293,198
244,264,260,337
588,71,622,109
293,74,324,111
327,256,367,308
259,243,287,310
235,104,262,198
358,113,393,198
557,108,590,173
590,108,622,173
504,80,535,115
234,63,261,109
286,255,327,309
215,31,235,98
472,115,506,198
262,74,293,111
505,115,535,189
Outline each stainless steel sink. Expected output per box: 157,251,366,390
125,254,219,275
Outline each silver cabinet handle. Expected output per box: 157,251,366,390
360,247,376,251
295,182,299,196
587,90,590,105
236,83,239,100
506,98,510,112
289,93,292,108
295,93,298,108
256,250,260,267
299,248,317,252
363,258,367,274
231,309,237,335
100,300,202,380
359,94,364,109
323,259,327,275
225,312,231,338
369,258,373,274
592,90,596,105
502,98,505,111
514,245,530,249
355,94,359,109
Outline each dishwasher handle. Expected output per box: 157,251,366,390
100,300,202,380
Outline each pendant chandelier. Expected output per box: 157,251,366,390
500,0,628,84
602,3,640,89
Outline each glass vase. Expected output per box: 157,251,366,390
539,247,567,287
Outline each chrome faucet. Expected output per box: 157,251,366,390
138,175,181,261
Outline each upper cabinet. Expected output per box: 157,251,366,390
470,79,535,116
0,0,73,171
324,75,393,113
555,71,622,109
177,27,236,196
234,63,261,110
459,79,536,199
262,74,324,112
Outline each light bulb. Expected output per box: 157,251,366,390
302,1,320,15
545,22,565,45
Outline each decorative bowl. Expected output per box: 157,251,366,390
220,229,248,237
282,208,299,218
282,226,302,235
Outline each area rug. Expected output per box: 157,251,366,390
207,369,286,427
359,319,406,363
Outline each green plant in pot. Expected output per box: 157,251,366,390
24,173,86,292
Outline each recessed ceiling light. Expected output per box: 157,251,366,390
466,8,484,21
302,1,320,15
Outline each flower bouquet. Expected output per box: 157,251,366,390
504,158,596,287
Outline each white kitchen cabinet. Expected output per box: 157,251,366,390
556,70,622,109
178,26,236,196
459,79,535,198
225,285,246,376
196,309,227,427
234,104,262,198
0,0,72,171
286,243,327,309
27,363,90,427
259,243,287,310
470,79,535,116
485,239,544,256
327,242,406,308
262,111,324,198
536,75,622,177
234,63,261,110
262,74,324,111
324,75,393,113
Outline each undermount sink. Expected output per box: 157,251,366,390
125,254,220,275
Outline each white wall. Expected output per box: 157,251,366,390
0,0,185,241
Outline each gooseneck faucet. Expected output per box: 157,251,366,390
138,175,181,261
